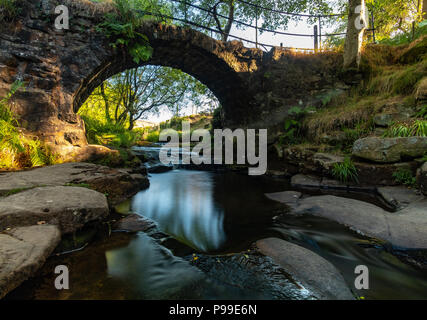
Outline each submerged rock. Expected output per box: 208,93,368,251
268,193,427,249
352,137,427,163
256,238,354,300
0,225,61,299
0,186,109,234
377,186,424,210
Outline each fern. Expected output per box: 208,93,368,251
97,0,154,63
383,120,427,137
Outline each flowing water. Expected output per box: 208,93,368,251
6,148,427,300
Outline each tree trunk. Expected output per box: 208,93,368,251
100,82,111,123
343,0,367,69
423,0,427,19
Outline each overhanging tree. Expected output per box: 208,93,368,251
172,0,335,41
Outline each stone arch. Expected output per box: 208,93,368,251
72,24,249,117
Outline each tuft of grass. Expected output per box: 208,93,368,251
0,0,19,21
383,120,427,137
2,187,33,197
332,157,359,184
392,168,416,187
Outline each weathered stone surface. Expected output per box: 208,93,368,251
313,153,345,171
352,137,427,163
0,0,344,160
256,238,354,300
265,191,302,209
0,162,149,205
319,132,347,145
112,214,157,233
373,112,412,127
269,194,427,249
377,186,424,210
417,162,427,196
277,145,418,185
0,186,109,234
291,174,321,188
354,161,418,185
290,174,376,192
0,225,61,299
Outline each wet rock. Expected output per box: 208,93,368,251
270,194,427,249
352,137,427,163
256,238,354,300
373,112,412,127
354,161,418,185
0,186,109,234
265,191,302,209
291,174,321,188
319,132,347,145
112,214,157,233
377,186,424,210
147,164,174,173
313,153,345,171
0,162,149,205
290,174,376,192
188,251,317,300
416,162,427,196
0,225,61,299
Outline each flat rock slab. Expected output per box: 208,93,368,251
291,174,376,192
256,238,354,300
265,191,302,209
0,225,61,299
0,162,149,205
0,186,109,234
377,186,424,210
269,193,427,249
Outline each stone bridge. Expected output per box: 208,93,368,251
0,0,346,160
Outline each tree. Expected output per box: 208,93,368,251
343,0,367,69
172,0,335,42
81,66,219,130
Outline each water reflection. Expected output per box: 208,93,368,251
106,233,205,299
132,170,226,251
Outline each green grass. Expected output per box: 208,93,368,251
64,183,91,189
0,81,57,169
0,0,19,21
81,115,139,148
383,120,427,137
145,130,160,142
392,168,417,187
332,157,359,184
2,187,33,197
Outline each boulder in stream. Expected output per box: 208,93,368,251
0,225,61,299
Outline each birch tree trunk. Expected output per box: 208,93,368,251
343,0,367,69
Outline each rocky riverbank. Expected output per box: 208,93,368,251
0,162,149,298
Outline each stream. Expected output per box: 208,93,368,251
5,146,427,300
